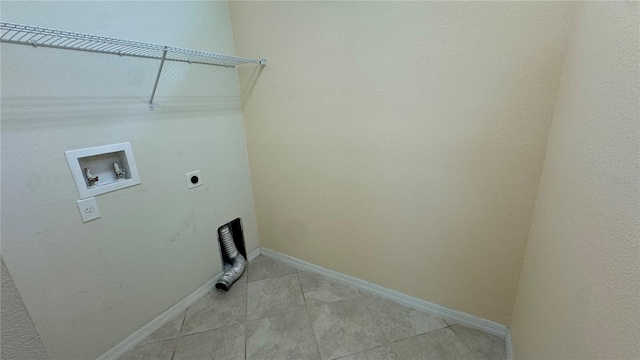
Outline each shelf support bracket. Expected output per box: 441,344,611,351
149,47,168,111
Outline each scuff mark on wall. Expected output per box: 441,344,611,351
170,209,198,243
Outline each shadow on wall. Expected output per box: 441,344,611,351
1,41,244,130
0,95,243,131
239,64,265,109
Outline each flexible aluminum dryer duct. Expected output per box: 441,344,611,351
215,225,246,291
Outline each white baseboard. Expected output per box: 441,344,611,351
99,246,507,360
247,247,261,262
101,250,259,360
97,273,222,360
260,247,509,338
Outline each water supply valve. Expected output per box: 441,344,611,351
84,167,99,186
113,162,126,180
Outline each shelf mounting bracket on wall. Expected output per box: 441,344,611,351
0,22,267,111
149,47,168,111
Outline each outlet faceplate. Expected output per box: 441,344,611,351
186,170,202,189
77,197,101,223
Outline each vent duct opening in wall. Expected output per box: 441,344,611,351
215,218,246,291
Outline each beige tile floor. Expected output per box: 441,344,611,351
119,256,507,360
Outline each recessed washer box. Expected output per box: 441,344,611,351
65,142,141,199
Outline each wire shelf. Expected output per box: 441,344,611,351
0,21,267,110
0,22,266,67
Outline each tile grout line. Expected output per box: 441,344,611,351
374,318,390,347
124,311,188,360
244,321,248,360
298,268,323,360
363,295,392,356
179,320,246,338
365,294,393,348
247,263,314,359
178,274,249,338
246,307,307,323
245,261,305,321
308,292,387,360
170,312,188,360
246,277,310,323
333,345,386,360
447,324,478,357
299,265,424,359
307,310,323,360
387,326,453,347
179,311,188,335
260,248,508,339
133,255,500,360
169,341,177,360
248,269,297,284
386,320,454,346
297,268,309,309
237,258,458,359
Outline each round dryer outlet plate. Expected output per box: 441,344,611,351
185,170,202,189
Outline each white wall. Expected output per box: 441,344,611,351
1,258,50,360
509,2,640,358
230,1,576,325
1,2,259,359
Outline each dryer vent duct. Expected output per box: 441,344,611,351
215,224,246,291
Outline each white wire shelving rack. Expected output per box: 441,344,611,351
0,21,267,110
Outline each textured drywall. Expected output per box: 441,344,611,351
1,258,51,360
230,2,576,325
509,2,640,359
0,2,259,358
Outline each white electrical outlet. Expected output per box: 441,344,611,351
186,170,202,189
77,197,101,223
